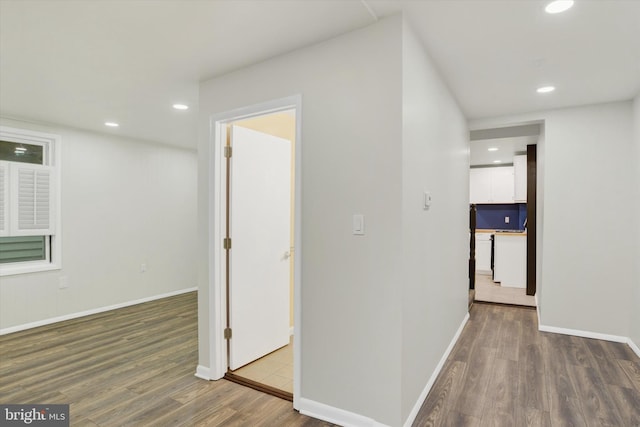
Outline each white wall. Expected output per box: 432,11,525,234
400,23,469,422
470,100,636,338
198,15,469,427
0,117,197,332
198,15,404,426
631,93,640,349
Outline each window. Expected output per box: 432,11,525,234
0,126,61,276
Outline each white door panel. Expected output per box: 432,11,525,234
228,125,291,370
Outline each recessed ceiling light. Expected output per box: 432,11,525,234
493,160,502,163
537,86,556,94
104,122,119,127
172,104,189,110
545,0,574,14
488,147,499,152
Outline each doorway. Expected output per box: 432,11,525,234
206,95,302,407
469,124,540,307
223,113,296,400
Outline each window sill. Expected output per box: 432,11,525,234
0,261,61,277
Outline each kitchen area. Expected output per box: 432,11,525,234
469,127,538,307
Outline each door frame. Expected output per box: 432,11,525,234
469,120,543,305
526,144,537,296
206,95,302,408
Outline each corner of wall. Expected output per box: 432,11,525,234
199,14,406,426
399,15,470,424
402,312,470,427
630,93,640,348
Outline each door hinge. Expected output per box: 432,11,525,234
223,237,232,250
224,146,232,158
224,327,232,339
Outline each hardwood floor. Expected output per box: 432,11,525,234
413,303,640,427
0,292,333,427
2,292,639,426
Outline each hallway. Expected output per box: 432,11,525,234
413,303,640,426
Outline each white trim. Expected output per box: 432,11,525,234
627,338,640,359
537,324,628,343
535,296,640,359
297,312,471,427
0,287,197,336
0,125,62,277
206,95,303,408
402,312,470,427
205,117,227,380
292,95,303,410
194,365,217,381
298,398,390,427
0,259,60,276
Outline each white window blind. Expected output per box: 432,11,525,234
0,162,7,236
0,126,60,275
9,163,55,236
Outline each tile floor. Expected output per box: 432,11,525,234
474,273,536,307
231,338,293,393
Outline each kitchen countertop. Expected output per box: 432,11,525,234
476,229,527,236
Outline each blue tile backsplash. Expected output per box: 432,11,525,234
475,203,527,230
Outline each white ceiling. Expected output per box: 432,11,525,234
469,123,541,166
1,0,639,149
470,136,537,166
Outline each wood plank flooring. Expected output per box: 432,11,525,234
2,292,639,426
413,303,640,427
0,292,333,427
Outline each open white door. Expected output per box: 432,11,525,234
228,125,291,370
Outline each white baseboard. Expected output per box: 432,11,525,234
628,338,640,359
535,294,541,326
0,287,197,336
298,312,471,427
402,312,470,427
538,324,628,343
298,398,389,427
536,295,639,358
195,365,215,381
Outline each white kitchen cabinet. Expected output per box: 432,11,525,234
491,167,515,203
514,155,527,202
469,166,515,204
475,232,492,273
470,168,492,203
493,233,526,288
